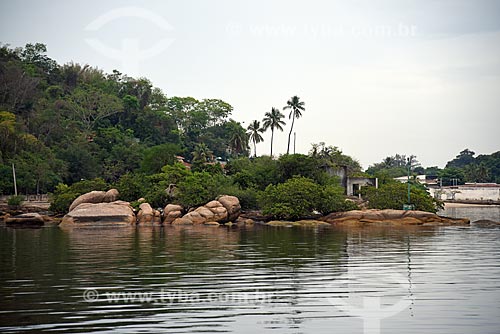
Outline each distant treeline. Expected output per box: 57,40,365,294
366,149,500,185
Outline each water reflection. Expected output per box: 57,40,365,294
0,223,499,333
440,204,500,222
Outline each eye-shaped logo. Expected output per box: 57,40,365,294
84,7,174,75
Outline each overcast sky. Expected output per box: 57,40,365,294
1,0,499,168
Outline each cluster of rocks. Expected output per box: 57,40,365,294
60,189,242,228
319,209,471,226
136,195,241,226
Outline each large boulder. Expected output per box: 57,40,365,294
69,191,106,212
137,203,154,225
182,211,206,224
68,189,120,212
195,206,216,222
153,209,162,224
172,217,194,225
204,201,228,222
163,204,183,224
103,189,119,202
60,201,135,227
217,195,241,222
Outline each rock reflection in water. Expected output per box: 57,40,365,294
1,222,499,333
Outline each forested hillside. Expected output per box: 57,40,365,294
0,43,248,194
1,43,366,218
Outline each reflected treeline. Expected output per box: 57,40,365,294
236,226,348,268
0,224,444,332
0,227,74,329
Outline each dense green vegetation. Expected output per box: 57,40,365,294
361,182,443,213
444,149,499,184
259,176,357,219
0,43,363,217
0,43,250,195
50,153,360,215
3,43,495,217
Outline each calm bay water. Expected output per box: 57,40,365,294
439,204,500,223
1,210,500,333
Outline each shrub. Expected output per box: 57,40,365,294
176,172,218,209
361,182,442,213
319,185,359,213
277,154,325,184
143,184,170,209
49,178,109,214
140,143,181,174
114,173,149,202
226,156,279,190
258,176,353,220
7,195,24,206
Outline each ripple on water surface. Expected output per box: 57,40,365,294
0,222,499,334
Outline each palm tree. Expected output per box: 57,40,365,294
283,95,305,154
226,120,249,157
262,107,286,157
247,120,264,157
192,143,214,164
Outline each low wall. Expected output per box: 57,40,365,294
0,194,50,202
429,186,500,202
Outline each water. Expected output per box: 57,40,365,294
439,204,500,223
1,210,499,333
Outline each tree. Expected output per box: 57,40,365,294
192,143,214,171
226,156,279,191
425,166,441,177
12,149,65,195
309,142,362,176
0,59,39,114
283,95,305,154
65,86,123,133
361,182,442,213
176,172,219,209
247,120,264,157
259,176,356,219
141,143,181,174
166,96,199,133
475,151,500,183
366,154,419,178
197,99,232,126
19,43,59,79
226,120,249,157
262,107,285,157
277,154,327,185
464,162,490,183
0,111,17,159
446,149,476,169
438,168,465,186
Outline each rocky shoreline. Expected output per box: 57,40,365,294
2,189,499,228
59,189,243,228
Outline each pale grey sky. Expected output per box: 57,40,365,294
1,0,499,168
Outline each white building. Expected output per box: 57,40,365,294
428,183,500,203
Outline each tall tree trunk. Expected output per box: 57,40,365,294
270,129,274,157
287,114,295,155
253,139,257,157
